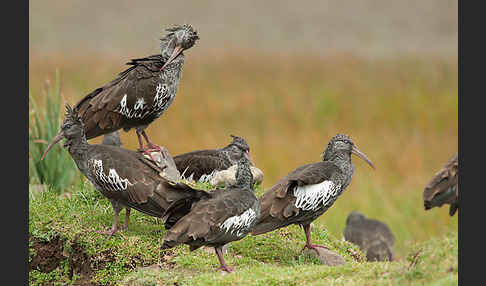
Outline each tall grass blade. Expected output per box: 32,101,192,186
28,69,80,193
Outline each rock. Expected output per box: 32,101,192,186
303,247,346,266
143,147,181,182
209,165,264,186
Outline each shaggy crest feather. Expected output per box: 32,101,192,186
160,24,199,44
65,104,82,124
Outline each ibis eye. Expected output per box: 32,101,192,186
438,177,449,184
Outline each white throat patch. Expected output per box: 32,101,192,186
220,208,257,237
294,180,341,211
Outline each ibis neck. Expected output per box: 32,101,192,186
66,135,89,168
223,145,246,163
328,151,354,188
234,164,254,190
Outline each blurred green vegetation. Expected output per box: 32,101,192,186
29,69,82,193
29,52,457,260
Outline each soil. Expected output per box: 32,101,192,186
29,234,97,286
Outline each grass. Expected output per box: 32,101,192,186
29,52,457,285
29,184,457,286
29,69,83,192
29,53,458,260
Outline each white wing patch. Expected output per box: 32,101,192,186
116,83,172,119
134,97,146,110
118,94,148,119
90,159,133,192
220,208,257,236
294,180,341,211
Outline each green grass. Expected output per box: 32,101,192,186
29,184,457,286
29,69,82,192
29,53,458,285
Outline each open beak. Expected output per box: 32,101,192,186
41,131,64,160
160,45,184,71
351,145,375,170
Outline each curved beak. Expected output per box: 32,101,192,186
351,145,375,170
245,150,254,166
160,45,184,71
40,131,64,160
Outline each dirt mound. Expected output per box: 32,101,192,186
29,235,65,273
29,234,96,285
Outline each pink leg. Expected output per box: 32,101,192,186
302,224,329,252
94,210,119,240
215,247,234,273
136,130,146,152
141,130,166,159
122,208,131,231
135,130,159,161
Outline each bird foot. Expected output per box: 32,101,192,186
147,144,167,158
138,148,159,162
139,145,167,162
303,244,329,253
94,228,118,240
216,265,234,273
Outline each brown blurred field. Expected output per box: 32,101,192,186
29,0,457,260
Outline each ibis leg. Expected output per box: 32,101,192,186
122,208,131,231
215,247,234,273
302,224,329,252
141,130,166,159
94,201,122,240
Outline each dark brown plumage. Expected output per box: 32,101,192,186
251,134,375,253
41,105,202,239
100,131,133,232
161,157,259,273
423,153,458,216
343,211,395,261
101,131,123,147
69,25,199,156
173,135,252,181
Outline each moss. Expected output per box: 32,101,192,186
30,185,457,285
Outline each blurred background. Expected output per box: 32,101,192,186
29,0,458,259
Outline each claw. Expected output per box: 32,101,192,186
94,228,118,240
216,265,234,273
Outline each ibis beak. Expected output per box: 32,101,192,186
244,150,254,166
351,145,375,170
41,131,64,160
160,45,184,71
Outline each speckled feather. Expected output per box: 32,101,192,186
251,161,345,235
174,135,252,181
59,105,204,220
161,157,259,250
252,134,360,236
74,54,179,139
74,25,198,140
